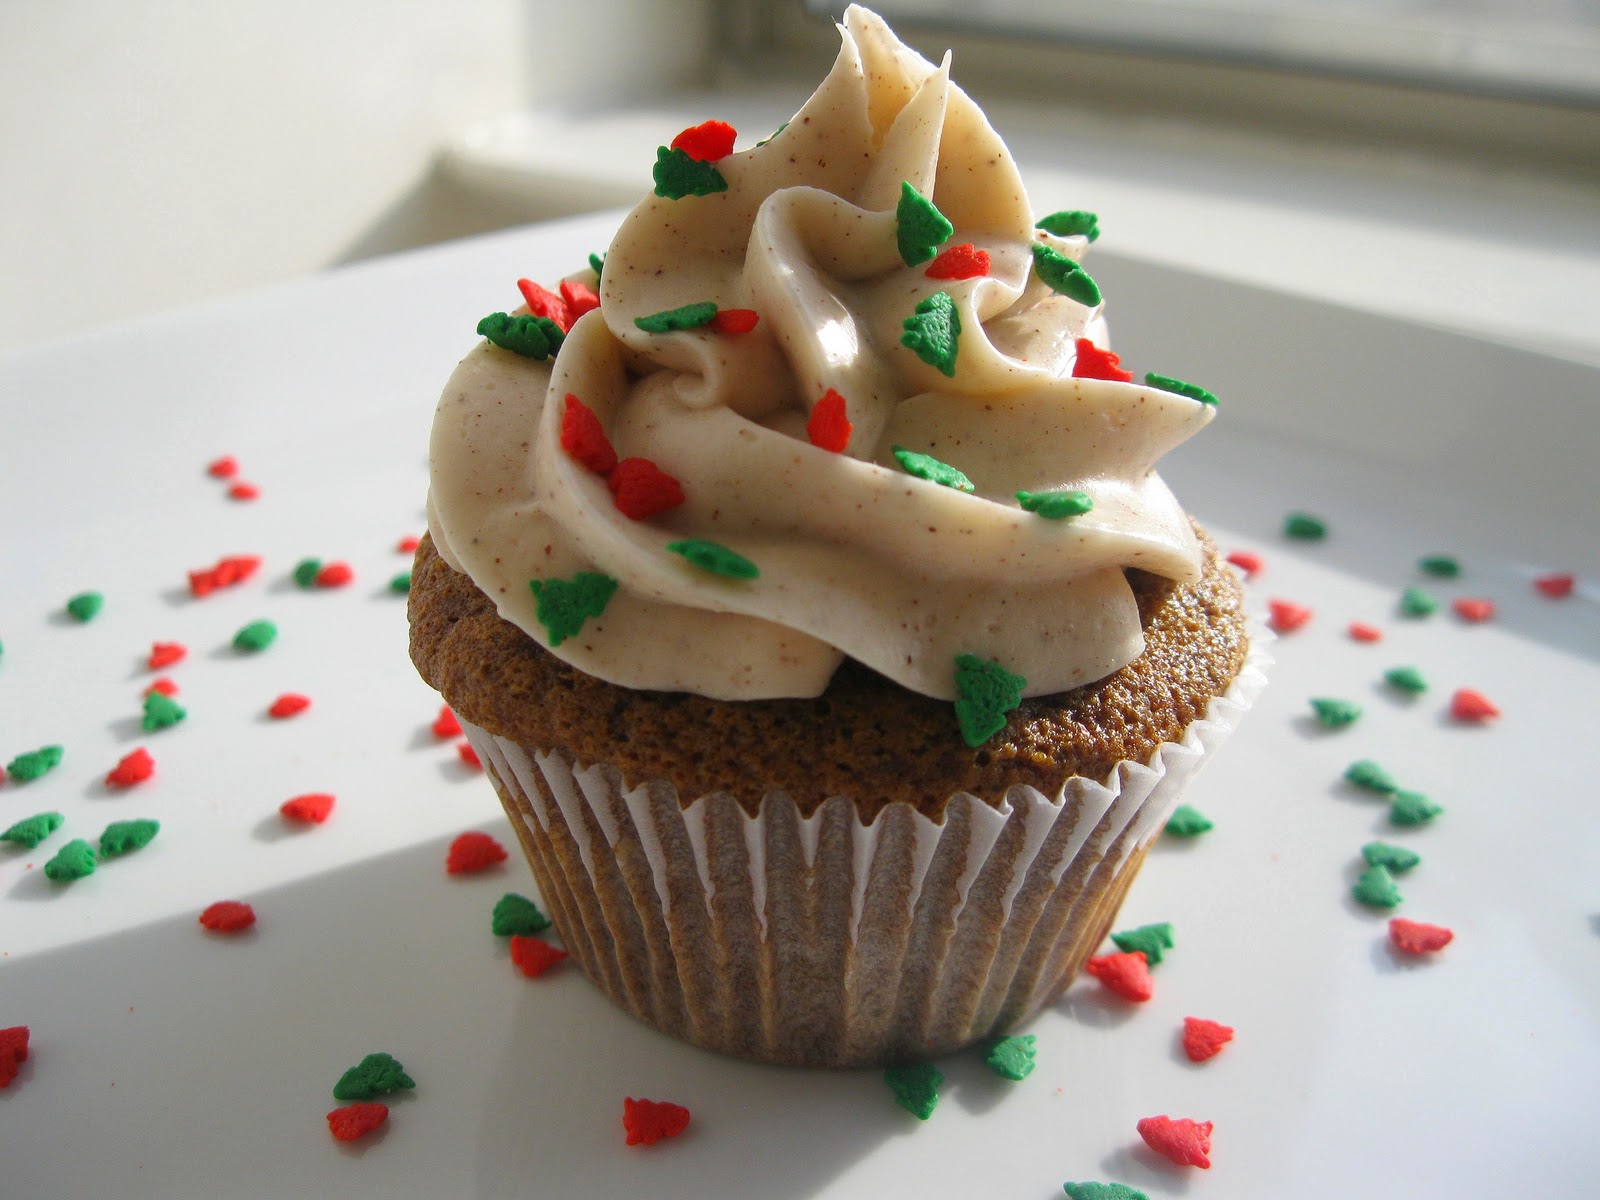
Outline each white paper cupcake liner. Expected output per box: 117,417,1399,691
463,634,1268,1067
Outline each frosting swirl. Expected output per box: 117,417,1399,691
427,4,1214,702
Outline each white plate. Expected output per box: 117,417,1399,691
3,212,1597,1197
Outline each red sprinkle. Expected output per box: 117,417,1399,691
1073,338,1134,383
148,641,187,670
457,741,482,769
560,394,618,476
807,388,853,453
314,562,354,588
327,1102,389,1143
207,455,239,479
924,243,990,280
1083,950,1153,1002
228,482,260,501
0,1025,30,1089
189,554,262,597
144,678,180,698
1348,621,1384,643
608,457,685,520
517,278,572,332
623,1097,692,1147
1137,1115,1213,1169
1268,598,1313,634
709,308,760,335
510,935,569,979
1225,550,1262,578
106,747,155,788
1389,917,1455,954
280,792,335,825
432,706,462,739
1534,572,1575,598
446,831,508,875
1450,688,1500,722
397,534,421,554
560,279,601,322
216,555,262,586
198,900,257,933
670,119,736,162
269,693,311,719
1452,597,1495,622
1181,1017,1235,1062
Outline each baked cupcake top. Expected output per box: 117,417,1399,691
427,4,1217,708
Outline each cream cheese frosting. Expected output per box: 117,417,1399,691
427,4,1215,702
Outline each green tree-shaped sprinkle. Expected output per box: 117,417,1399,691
953,654,1026,747
895,181,954,266
884,1061,942,1120
529,573,619,646
900,291,961,376
652,146,728,198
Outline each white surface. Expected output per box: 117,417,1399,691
3,212,1598,1197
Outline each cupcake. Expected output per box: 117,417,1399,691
411,4,1262,1067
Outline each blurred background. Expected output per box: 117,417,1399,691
2,0,1596,361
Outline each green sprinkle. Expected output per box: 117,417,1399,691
1,811,65,849
1036,209,1100,242
1110,922,1175,966
892,445,973,492
389,571,412,595
333,1052,415,1102
65,591,104,622
1063,1185,1149,1200
1016,489,1093,519
1361,841,1421,874
652,145,728,199
492,893,551,938
633,301,718,333
100,818,160,857
1144,372,1218,406
1310,697,1362,728
666,538,759,579
754,120,789,147
984,1034,1037,1081
477,311,565,359
588,251,606,281
44,838,96,882
1284,512,1327,540
895,181,954,266
1390,790,1443,827
142,691,187,732
1345,759,1398,795
884,1061,942,1120
7,745,63,782
899,291,961,376
1353,863,1402,909
529,572,618,646
953,653,1026,748
1164,804,1213,837
1030,242,1101,306
1384,665,1428,694
233,620,278,653
1399,586,1439,618
292,558,321,588
1419,555,1460,577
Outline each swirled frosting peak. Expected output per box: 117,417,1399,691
427,4,1215,702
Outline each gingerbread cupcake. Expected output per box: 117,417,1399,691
411,4,1262,1067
